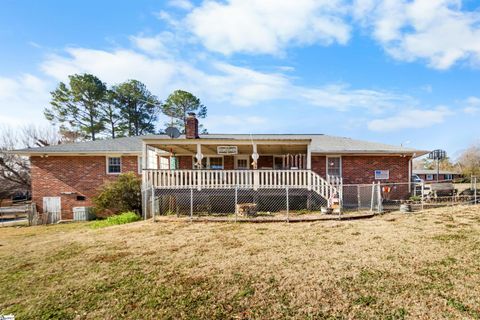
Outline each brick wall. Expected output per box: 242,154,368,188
311,155,326,178
178,156,193,169
311,155,409,184
31,155,138,220
224,156,234,170
342,156,410,184
258,156,273,169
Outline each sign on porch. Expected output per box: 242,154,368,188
374,170,389,180
217,146,238,155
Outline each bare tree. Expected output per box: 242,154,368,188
457,143,480,178
0,125,74,202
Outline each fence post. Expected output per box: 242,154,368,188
286,186,289,223
151,186,155,222
377,181,383,214
235,187,238,223
421,182,425,211
190,188,193,222
370,182,375,212
357,185,361,211
474,176,477,205
142,187,147,220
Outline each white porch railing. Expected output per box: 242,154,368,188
143,169,340,200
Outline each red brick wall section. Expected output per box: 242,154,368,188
224,156,234,170
178,156,193,169
31,155,138,220
341,156,409,185
311,156,326,179
257,156,273,169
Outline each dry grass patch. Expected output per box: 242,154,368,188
0,206,480,319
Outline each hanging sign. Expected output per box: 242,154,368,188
217,146,238,155
375,170,389,180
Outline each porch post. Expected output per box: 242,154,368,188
307,143,312,170
196,143,203,190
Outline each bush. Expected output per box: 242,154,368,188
93,172,142,216
90,211,141,229
409,195,421,202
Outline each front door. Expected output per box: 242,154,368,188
235,156,250,170
43,197,61,223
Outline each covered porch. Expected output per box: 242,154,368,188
141,137,340,202
142,137,313,171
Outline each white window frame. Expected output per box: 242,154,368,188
326,156,342,177
138,156,143,174
426,174,434,181
106,156,122,175
235,155,250,169
445,174,453,180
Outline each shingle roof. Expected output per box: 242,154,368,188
14,136,144,155
13,133,427,155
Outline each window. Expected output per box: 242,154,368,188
426,174,434,181
76,195,86,201
235,156,250,169
200,156,224,169
327,156,341,177
107,157,122,174
444,174,453,180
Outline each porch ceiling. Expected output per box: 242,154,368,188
151,143,308,155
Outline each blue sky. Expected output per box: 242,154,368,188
0,0,479,158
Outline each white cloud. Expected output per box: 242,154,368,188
354,0,480,69
129,34,171,56
41,48,177,91
298,84,414,113
168,0,193,10
1,38,425,131
185,0,350,55
0,74,51,126
462,96,480,114
367,106,451,131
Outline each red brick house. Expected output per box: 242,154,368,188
413,169,462,182
15,114,427,220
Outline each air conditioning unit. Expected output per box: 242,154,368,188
73,207,95,221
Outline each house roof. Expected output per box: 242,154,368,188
413,169,457,175
12,134,428,156
13,136,144,155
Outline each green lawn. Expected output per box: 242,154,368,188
1,206,480,319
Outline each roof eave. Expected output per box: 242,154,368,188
9,151,141,156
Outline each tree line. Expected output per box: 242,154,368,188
45,73,207,141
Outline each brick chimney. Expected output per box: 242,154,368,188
185,112,199,139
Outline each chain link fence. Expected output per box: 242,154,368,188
142,176,479,221
342,176,479,213
144,187,342,222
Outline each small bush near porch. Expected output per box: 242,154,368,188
1,205,480,319
93,172,142,217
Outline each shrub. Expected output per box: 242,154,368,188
93,172,142,216
409,195,421,202
90,211,141,229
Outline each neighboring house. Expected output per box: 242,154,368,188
14,113,428,220
413,169,461,182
